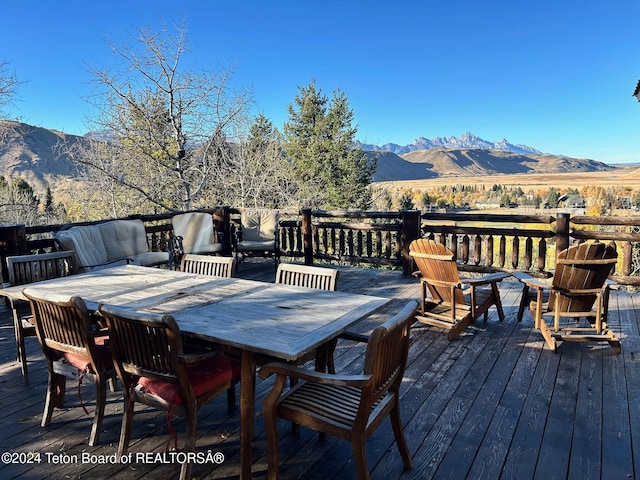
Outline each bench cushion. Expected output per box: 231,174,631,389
99,220,149,261
55,219,167,271
55,225,109,270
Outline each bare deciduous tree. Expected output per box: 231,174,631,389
208,114,297,209
68,23,253,213
0,61,20,117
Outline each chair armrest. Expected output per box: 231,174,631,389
605,279,620,290
338,330,369,343
168,233,184,269
519,277,552,290
460,272,509,286
259,362,371,387
178,349,222,365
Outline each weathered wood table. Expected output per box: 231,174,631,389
1,265,390,478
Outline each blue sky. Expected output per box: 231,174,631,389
1,0,640,163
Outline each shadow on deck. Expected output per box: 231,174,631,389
0,260,638,479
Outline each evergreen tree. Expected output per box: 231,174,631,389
283,80,376,210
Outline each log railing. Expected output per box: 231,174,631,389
3,208,640,286
419,212,557,276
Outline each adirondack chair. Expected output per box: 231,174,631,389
409,238,508,340
520,242,620,353
6,251,76,383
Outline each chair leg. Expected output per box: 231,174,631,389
89,377,108,446
390,401,413,469
517,284,530,322
492,283,505,321
263,404,281,480
42,371,66,427
537,319,557,352
118,394,135,456
226,384,236,413
447,316,472,341
179,408,197,480
12,310,30,384
15,327,29,383
351,434,370,480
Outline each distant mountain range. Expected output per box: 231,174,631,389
370,148,614,182
357,131,543,155
0,121,624,198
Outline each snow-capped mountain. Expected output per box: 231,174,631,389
357,132,542,155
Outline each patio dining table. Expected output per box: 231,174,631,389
0,264,390,478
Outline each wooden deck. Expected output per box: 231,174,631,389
1,261,638,480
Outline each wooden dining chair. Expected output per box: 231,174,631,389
180,253,235,278
409,238,508,340
520,242,621,353
259,300,417,480
98,304,241,480
275,262,339,290
6,250,76,383
275,263,341,373
22,290,116,446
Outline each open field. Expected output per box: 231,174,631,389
375,164,640,191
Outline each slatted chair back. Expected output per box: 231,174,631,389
180,254,234,278
275,263,339,291
362,300,413,405
6,251,77,383
101,307,183,390
409,239,464,305
550,242,618,313
7,250,76,286
24,292,96,361
22,290,114,446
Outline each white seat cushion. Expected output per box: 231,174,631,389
99,220,149,261
172,213,220,254
237,240,275,251
240,209,279,243
54,226,109,270
127,251,170,267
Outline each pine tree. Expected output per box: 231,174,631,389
283,80,376,210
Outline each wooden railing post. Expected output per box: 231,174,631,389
301,208,314,265
217,206,232,256
401,210,421,276
556,212,570,255
0,224,27,284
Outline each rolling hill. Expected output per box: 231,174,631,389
0,120,84,197
370,148,614,182
0,120,622,197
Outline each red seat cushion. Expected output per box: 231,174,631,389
61,335,112,372
138,354,240,405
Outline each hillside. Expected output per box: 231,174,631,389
0,121,618,195
371,147,614,181
0,120,83,197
